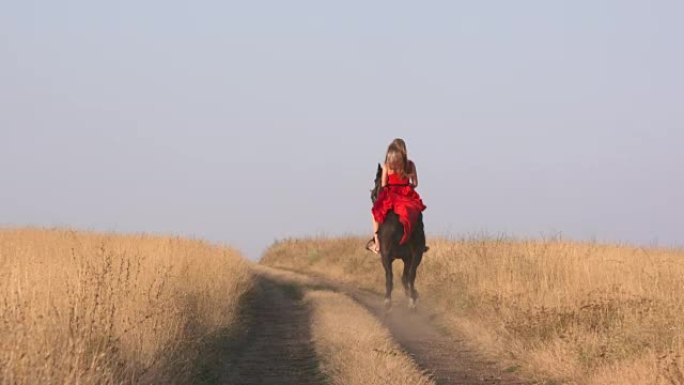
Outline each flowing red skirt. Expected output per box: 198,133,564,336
372,185,426,244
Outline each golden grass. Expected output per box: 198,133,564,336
261,235,684,384
306,290,435,385
0,227,253,385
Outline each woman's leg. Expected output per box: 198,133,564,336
371,215,380,253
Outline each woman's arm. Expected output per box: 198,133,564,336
381,163,388,187
409,161,418,188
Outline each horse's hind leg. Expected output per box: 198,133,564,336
407,254,422,309
401,261,411,299
382,256,393,310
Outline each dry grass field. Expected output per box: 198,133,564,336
261,236,684,385
0,228,253,385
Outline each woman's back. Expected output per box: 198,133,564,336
387,172,409,185
386,159,415,187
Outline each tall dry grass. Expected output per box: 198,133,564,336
261,236,684,385
0,228,253,385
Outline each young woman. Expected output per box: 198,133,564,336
370,138,426,254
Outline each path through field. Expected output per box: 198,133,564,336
213,271,325,384
215,266,531,385
335,278,530,385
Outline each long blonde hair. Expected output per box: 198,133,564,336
391,138,407,157
385,142,409,179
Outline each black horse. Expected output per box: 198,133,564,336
370,164,426,310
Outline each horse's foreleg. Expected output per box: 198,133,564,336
382,257,393,310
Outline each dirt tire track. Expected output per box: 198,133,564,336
216,272,326,385
262,266,532,385
348,289,530,385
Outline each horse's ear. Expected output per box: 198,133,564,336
377,163,382,172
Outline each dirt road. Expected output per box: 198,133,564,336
214,266,531,385
338,281,529,385
213,272,325,385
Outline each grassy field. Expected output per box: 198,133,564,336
261,236,684,385
0,228,253,385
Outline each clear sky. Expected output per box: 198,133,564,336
2,1,682,258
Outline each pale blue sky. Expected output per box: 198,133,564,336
2,1,682,258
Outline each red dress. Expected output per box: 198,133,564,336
372,172,427,244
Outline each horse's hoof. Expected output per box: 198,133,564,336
384,298,392,311
408,298,417,310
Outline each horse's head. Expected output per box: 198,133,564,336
370,163,382,204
